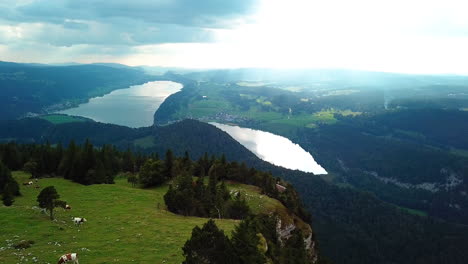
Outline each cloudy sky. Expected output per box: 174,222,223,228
1,0,468,74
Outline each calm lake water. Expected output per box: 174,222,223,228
59,81,183,128
211,123,327,175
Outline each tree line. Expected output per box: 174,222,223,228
0,141,309,224
183,216,317,264
135,149,310,221
0,140,150,186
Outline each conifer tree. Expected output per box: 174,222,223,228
3,142,22,170
139,159,164,187
228,192,251,219
2,188,14,206
231,218,266,264
0,161,20,199
163,149,174,179
58,140,77,179
23,160,38,178
37,186,60,220
122,148,135,172
282,229,309,264
183,219,238,264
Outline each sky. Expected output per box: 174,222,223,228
1,0,468,74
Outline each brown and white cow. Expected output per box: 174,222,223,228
57,253,79,264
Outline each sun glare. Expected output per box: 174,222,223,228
117,0,468,74
204,0,468,73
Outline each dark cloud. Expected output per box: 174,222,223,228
14,0,259,28
0,0,259,48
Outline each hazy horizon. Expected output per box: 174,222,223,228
1,0,468,74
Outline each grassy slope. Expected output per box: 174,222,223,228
0,172,292,263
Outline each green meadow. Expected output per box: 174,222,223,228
1,172,290,263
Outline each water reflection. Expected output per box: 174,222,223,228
59,81,182,128
211,122,327,174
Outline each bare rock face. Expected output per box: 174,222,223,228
276,218,318,263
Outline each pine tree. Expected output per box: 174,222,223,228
82,139,96,173
183,219,238,264
139,159,164,187
231,218,266,264
58,140,77,179
282,229,309,264
23,160,38,178
194,176,205,200
208,164,218,205
122,148,135,172
228,192,251,219
2,189,14,206
182,151,191,171
163,149,174,179
127,173,138,187
0,161,20,198
54,142,64,173
37,186,60,220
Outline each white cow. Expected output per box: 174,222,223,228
72,217,87,226
57,253,79,264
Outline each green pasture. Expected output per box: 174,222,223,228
0,172,289,263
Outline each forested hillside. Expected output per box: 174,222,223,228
2,118,468,263
0,62,156,120
0,141,318,263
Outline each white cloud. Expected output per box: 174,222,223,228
1,0,468,74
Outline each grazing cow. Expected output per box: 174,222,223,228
65,204,72,210
72,217,87,226
23,181,33,186
57,253,79,264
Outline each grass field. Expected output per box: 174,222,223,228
0,172,290,263
39,114,91,125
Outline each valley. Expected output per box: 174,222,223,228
2,1,468,263
2,63,468,264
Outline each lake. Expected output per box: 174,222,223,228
211,122,327,175
59,81,182,128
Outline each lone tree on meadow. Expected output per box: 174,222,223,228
37,186,60,220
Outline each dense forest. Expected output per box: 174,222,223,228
0,140,141,186
2,118,468,263
0,62,157,120
161,151,309,221
183,216,316,264
296,110,468,225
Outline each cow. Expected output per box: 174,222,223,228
23,181,33,186
65,204,72,210
57,253,79,264
72,217,87,226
